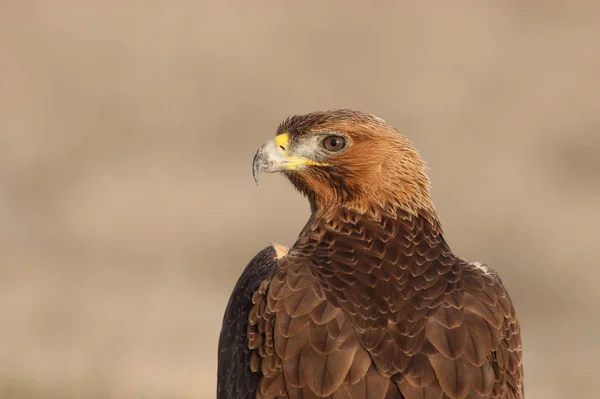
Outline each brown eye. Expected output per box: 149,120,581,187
322,135,346,152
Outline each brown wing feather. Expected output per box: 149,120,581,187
250,252,396,398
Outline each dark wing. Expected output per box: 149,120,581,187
217,245,281,399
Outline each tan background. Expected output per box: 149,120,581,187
1,1,599,398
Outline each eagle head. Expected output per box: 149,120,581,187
253,109,435,217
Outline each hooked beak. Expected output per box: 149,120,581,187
252,133,325,184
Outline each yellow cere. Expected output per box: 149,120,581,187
274,132,328,169
274,133,290,152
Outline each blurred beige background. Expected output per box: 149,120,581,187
1,1,599,398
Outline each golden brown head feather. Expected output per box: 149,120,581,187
276,109,436,219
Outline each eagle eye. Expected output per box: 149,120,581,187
322,135,346,152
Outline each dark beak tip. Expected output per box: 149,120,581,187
252,147,262,185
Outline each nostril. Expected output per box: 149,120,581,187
279,145,286,151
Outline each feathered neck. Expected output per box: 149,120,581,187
288,204,456,327
296,204,448,263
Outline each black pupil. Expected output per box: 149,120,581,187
324,136,345,151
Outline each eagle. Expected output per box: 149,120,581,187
217,109,524,399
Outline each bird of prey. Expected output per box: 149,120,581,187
218,109,523,399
